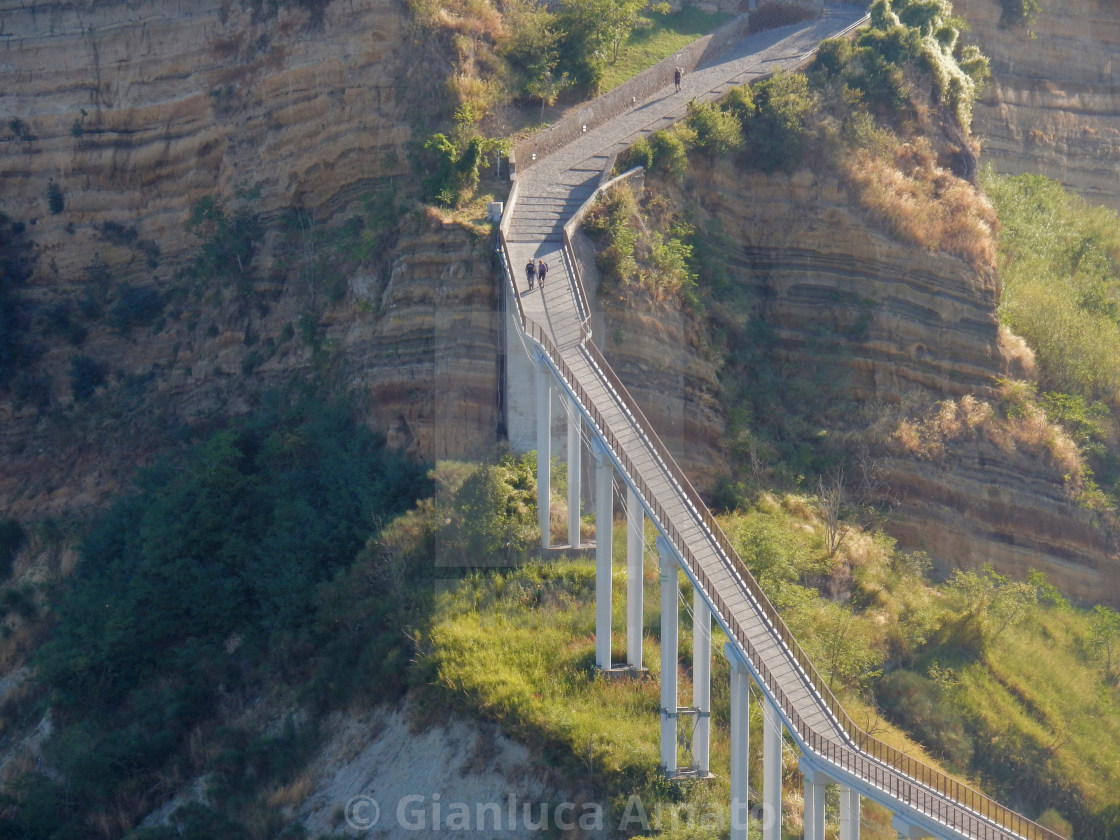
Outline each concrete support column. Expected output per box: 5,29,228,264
626,485,644,669
762,696,782,840
891,815,927,840
839,786,860,840
567,400,581,548
724,644,750,840
658,536,678,774
692,588,711,776
535,357,551,550
799,761,828,840
593,438,613,671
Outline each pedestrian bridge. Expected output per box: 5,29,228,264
496,5,1066,840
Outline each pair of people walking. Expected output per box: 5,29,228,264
525,258,548,291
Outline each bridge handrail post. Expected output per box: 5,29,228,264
505,71,1069,840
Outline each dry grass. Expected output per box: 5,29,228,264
423,0,505,40
842,138,998,272
890,395,992,461
888,386,1085,492
997,324,1037,380
264,771,315,811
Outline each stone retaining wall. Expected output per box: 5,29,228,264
511,12,752,174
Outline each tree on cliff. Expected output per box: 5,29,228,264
820,0,992,131
557,0,654,91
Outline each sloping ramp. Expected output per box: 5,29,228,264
500,6,1064,840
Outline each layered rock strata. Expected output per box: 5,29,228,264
631,159,1119,603
955,0,1120,209
0,0,500,519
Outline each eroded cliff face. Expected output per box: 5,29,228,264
616,158,1120,604
955,0,1120,209
1,0,416,269
0,210,502,522
0,0,500,521
576,236,726,493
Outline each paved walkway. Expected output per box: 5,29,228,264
500,7,1063,840
507,3,866,341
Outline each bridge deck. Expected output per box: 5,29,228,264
502,7,1063,840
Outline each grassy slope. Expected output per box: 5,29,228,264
600,7,733,92
416,506,999,840
412,465,1120,836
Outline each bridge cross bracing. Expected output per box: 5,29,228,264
497,6,1066,840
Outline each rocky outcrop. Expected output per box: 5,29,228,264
0,0,422,279
580,235,726,492
686,160,1002,403
886,432,1120,605
0,210,501,522
631,158,1119,603
0,0,500,521
954,0,1120,209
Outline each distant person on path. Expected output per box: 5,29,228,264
526,259,536,290
537,259,548,287
674,66,682,92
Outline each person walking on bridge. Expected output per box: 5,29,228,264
526,258,536,290
537,259,548,287
674,66,683,92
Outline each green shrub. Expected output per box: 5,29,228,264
857,0,990,128
438,454,537,566
745,71,816,171
809,36,853,79
0,517,24,579
415,132,491,207
68,353,107,402
647,127,691,180
876,669,974,768
185,194,261,283
107,284,165,334
684,99,742,156
999,0,1040,29
46,182,64,215
583,183,640,283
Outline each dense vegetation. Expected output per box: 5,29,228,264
1,393,432,840
0,213,38,395
2,0,1116,838
572,2,1120,835
983,170,1120,507
416,486,1119,839
405,0,731,207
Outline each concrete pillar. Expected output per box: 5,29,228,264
725,644,750,840
658,536,678,774
626,485,644,669
535,357,551,550
799,760,828,840
891,815,927,840
839,785,860,840
567,400,581,548
593,438,613,671
762,696,782,840
692,588,711,776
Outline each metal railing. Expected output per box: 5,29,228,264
496,225,1065,840
559,166,646,344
